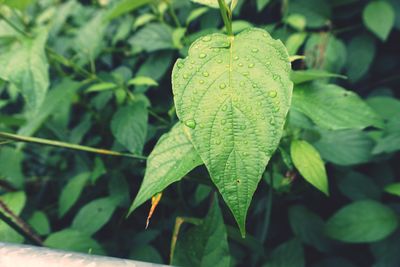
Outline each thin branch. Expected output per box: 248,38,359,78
0,132,147,160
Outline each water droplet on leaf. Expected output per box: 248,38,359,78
185,119,196,129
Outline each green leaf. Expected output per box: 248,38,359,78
111,101,148,154
346,34,376,82
130,245,163,264
129,123,203,213
263,239,305,267
285,33,307,56
305,34,347,73
0,30,49,113
85,82,117,93
291,70,347,84
129,23,175,53
28,211,51,236
256,0,271,11
173,199,231,267
337,172,380,201
172,28,292,236
289,205,332,253
0,147,24,188
191,0,231,9
287,0,331,28
106,0,153,20
314,129,375,166
363,1,395,41
0,191,26,243
58,172,90,218
44,229,105,255
74,12,107,64
325,200,398,243
292,83,383,130
72,197,116,235
290,140,328,195
1,0,33,10
370,230,400,267
384,183,400,197
186,7,209,25
128,76,159,87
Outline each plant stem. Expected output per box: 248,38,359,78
0,132,146,160
168,2,181,27
260,171,273,243
218,0,233,36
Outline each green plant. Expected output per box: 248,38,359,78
0,0,399,266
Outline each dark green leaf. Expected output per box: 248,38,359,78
363,1,395,41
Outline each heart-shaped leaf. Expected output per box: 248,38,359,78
172,28,292,236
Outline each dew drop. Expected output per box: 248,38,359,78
183,74,189,79
221,119,227,125
243,72,249,76
269,119,275,125
248,63,255,68
199,53,207,59
199,80,205,84
219,83,227,89
238,63,243,67
234,56,239,61
177,62,184,68
269,91,277,98
215,139,221,145
252,48,259,53
240,81,245,87
222,105,228,111
185,119,196,129
202,71,209,77
217,59,223,64
240,124,246,130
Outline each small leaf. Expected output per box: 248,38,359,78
256,0,271,12
325,200,398,243
172,28,292,236
44,229,105,255
129,23,175,53
337,172,380,201
263,239,305,267
85,82,117,93
58,172,90,218
129,123,203,214
363,1,395,41
292,83,383,130
111,101,148,154
384,183,400,197
291,70,347,84
290,140,329,195
173,200,231,267
0,30,49,113
128,76,159,87
28,211,51,236
72,197,116,235
106,0,153,20
191,0,231,9
346,34,376,82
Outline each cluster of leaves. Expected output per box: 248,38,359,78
0,0,399,266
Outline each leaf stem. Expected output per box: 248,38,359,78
0,13,31,37
167,1,181,28
218,0,233,36
0,132,147,160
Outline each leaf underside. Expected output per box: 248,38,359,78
172,28,293,236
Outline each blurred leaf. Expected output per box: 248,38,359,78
363,1,395,41
85,82,117,93
338,172,381,201
111,101,148,154
288,205,332,253
107,0,154,20
191,0,231,9
0,191,26,243
371,230,400,267
263,239,304,267
314,129,375,166
346,33,376,82
0,147,24,188
130,245,163,263
28,211,51,236
128,76,158,87
384,183,400,197
172,28,292,236
291,140,329,195
44,229,105,255
257,0,271,12
1,0,33,10
173,200,231,267
0,29,49,113
293,83,383,130
58,172,90,218
129,123,203,213
286,32,307,55
186,7,209,25
129,23,175,53
72,197,116,235
325,200,398,243
287,0,331,28
291,70,346,84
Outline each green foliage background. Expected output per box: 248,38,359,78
0,0,399,266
